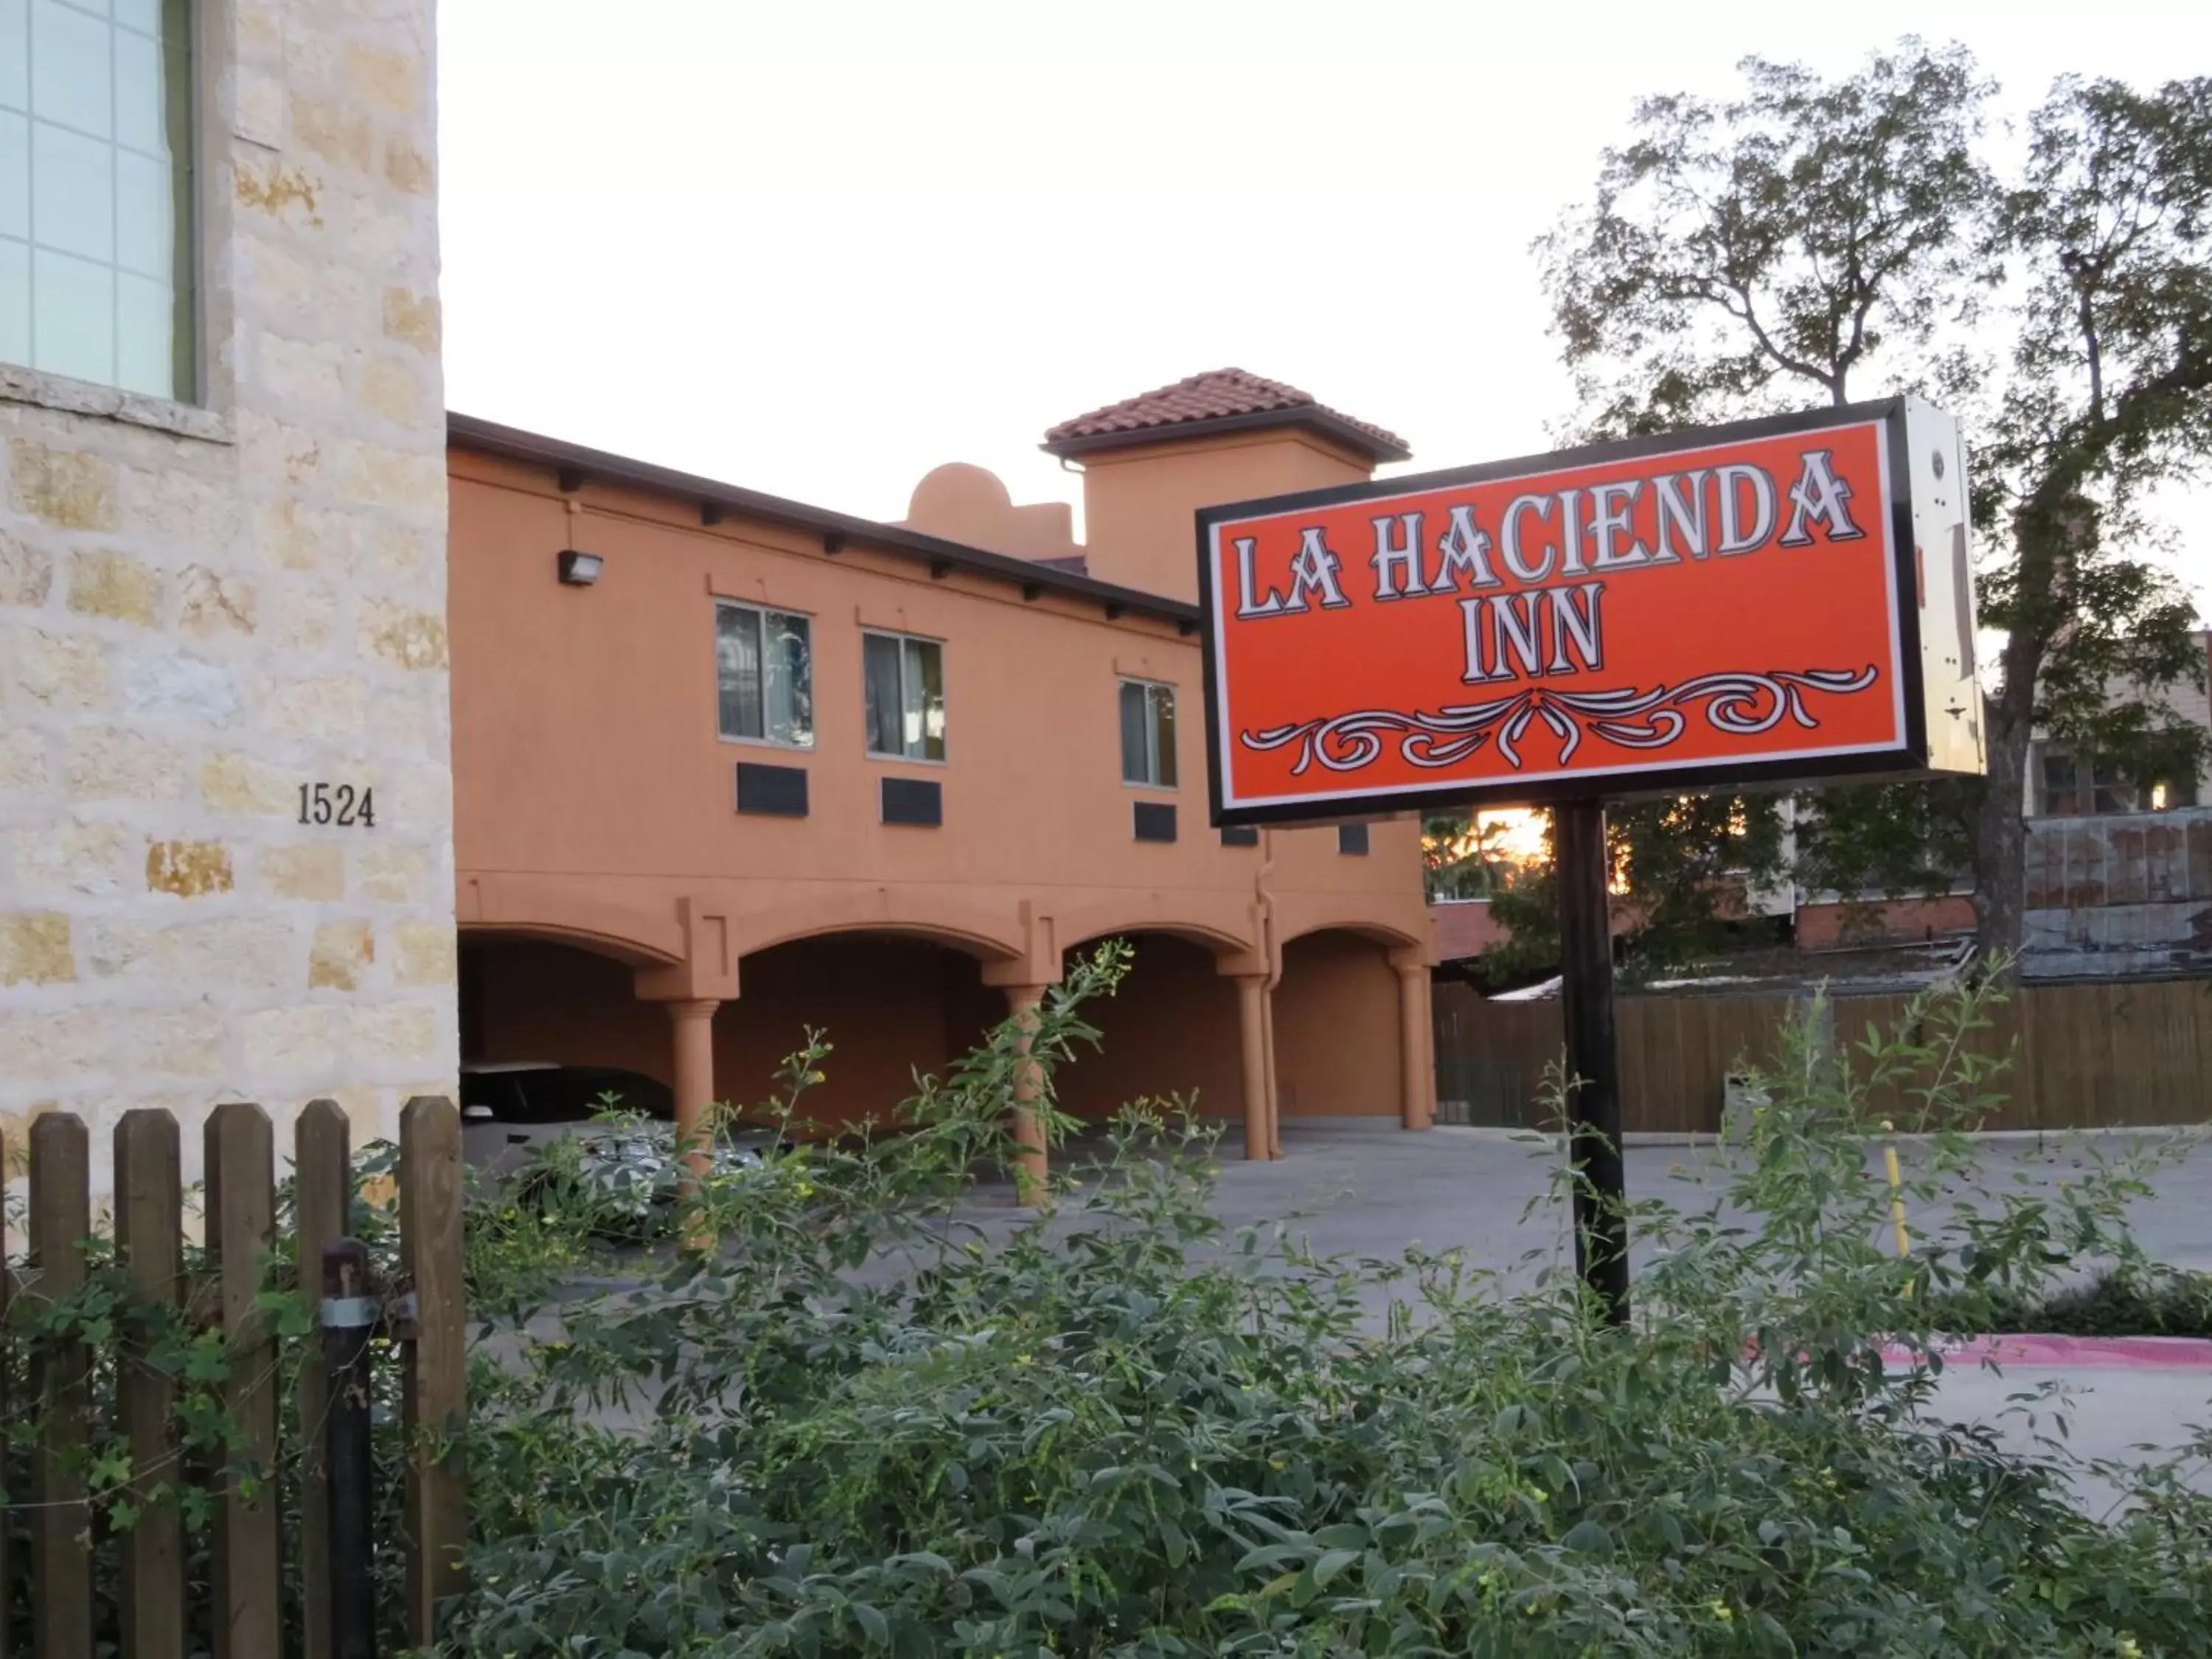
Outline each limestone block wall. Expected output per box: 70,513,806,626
0,0,453,1181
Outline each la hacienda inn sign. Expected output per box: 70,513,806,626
1197,398,1983,821
1194,397,1987,1318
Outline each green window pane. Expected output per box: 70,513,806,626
32,244,111,383
114,268,176,394
4,0,191,400
32,119,111,260
113,24,165,155
0,111,26,238
0,0,29,114
1152,685,1177,787
113,144,170,276
31,1,112,139
0,238,27,364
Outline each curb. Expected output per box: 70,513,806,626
1882,1334,2212,1370
1436,1127,2204,1150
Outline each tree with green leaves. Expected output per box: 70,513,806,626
1962,73,2212,958
1540,43,2212,973
1420,810,1520,900
1474,800,1789,986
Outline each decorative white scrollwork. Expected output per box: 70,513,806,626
1239,667,1882,774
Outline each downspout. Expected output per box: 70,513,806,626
1257,828,1283,1158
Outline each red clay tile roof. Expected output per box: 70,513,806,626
1042,369,1410,462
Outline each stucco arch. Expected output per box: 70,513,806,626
728,888,1028,967
1055,893,1260,963
456,874,686,965
1277,917,1424,949
1271,915,1433,1132
1273,906,1427,964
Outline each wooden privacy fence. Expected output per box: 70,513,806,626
1434,978,2212,1133
2,1096,465,1659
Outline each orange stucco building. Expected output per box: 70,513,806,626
447,371,1436,1166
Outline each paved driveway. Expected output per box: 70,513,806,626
1183,1118,2212,1510
1191,1117,2212,1279
549,1116,2212,1505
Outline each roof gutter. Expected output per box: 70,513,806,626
446,412,1200,632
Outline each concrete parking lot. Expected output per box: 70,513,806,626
549,1116,2212,1509
1178,1119,2212,1512
1189,1118,2212,1277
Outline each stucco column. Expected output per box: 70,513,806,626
1231,973,1277,1161
1004,984,1049,1201
1394,961,1433,1130
664,998,720,1179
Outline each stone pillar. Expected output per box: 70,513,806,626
1394,960,1433,1131
1004,984,1049,1201
664,998,720,1178
1232,974,1276,1161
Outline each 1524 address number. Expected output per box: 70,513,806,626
298,783,375,827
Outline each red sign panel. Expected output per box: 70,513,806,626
1197,400,1983,824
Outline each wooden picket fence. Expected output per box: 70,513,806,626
1,1096,465,1659
1433,978,2212,1133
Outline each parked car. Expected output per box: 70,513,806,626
462,1060,673,1124
460,1061,775,1237
462,1060,670,1169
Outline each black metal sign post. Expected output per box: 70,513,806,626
1555,799,1630,1325
323,1237,379,1659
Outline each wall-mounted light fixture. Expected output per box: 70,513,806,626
557,549,604,586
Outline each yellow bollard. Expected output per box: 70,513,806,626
1881,1119,1911,1262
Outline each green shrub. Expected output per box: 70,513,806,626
447,950,2212,1658
1934,1268,2212,1340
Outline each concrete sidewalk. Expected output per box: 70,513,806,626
1914,1359,2212,1513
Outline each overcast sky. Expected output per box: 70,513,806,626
437,0,2212,592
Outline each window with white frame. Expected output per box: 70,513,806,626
1119,678,1176,787
715,602,813,748
863,630,945,761
2,0,196,399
